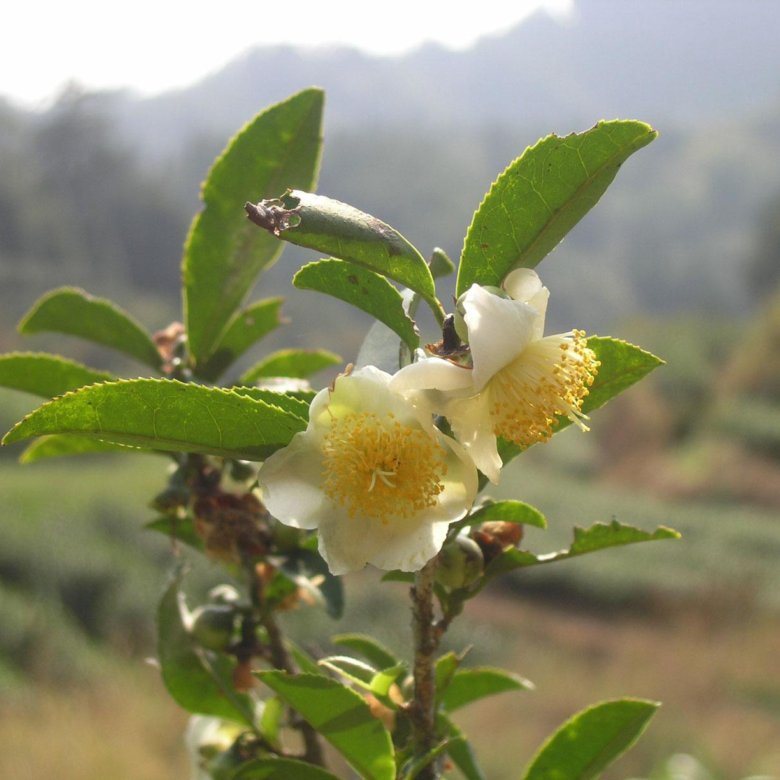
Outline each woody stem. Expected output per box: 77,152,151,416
409,557,440,779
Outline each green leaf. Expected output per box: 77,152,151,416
2,378,306,461
318,656,404,702
520,698,659,780
230,758,341,780
230,386,312,420
146,516,205,552
402,739,452,780
437,715,486,780
318,655,378,688
434,651,462,700
157,575,254,725
240,347,342,384
257,671,395,780
566,521,681,556
195,298,286,382
19,434,147,463
484,521,680,581
581,336,665,418
462,500,547,530
293,259,419,350
457,121,657,296
184,88,323,365
285,638,324,677
248,190,444,324
440,667,533,712
0,352,114,398
18,288,162,370
258,695,284,750
331,634,401,671
496,337,664,472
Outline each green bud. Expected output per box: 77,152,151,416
190,604,237,651
436,535,485,590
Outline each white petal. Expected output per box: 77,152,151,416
367,516,450,572
445,393,502,483
503,268,549,338
462,284,538,391
391,356,474,393
256,432,327,530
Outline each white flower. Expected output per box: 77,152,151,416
256,365,477,575
391,269,599,484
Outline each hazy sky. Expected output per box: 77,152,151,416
2,0,573,108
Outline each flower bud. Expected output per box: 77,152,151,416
436,534,485,590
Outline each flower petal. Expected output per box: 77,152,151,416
256,431,327,530
390,356,474,393
445,392,503,483
503,268,549,338
462,284,539,391
258,365,479,574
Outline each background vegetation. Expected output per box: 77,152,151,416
2,1,780,777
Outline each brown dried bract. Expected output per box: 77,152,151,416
244,199,299,237
194,491,271,564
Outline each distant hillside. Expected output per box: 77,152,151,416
2,0,780,356
112,0,780,160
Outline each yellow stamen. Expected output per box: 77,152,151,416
322,412,447,522
490,329,599,448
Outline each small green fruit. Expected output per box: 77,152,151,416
436,535,485,590
190,605,237,651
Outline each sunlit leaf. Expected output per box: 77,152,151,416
293,259,419,350
257,671,395,780
0,352,113,398
331,634,402,670
230,386,312,421
19,434,147,463
484,520,680,582
184,88,323,364
240,347,342,384
461,500,547,530
457,121,657,295
2,378,306,460
318,655,378,688
247,190,443,323
440,667,533,712
520,698,659,780
195,297,285,382
18,288,162,370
